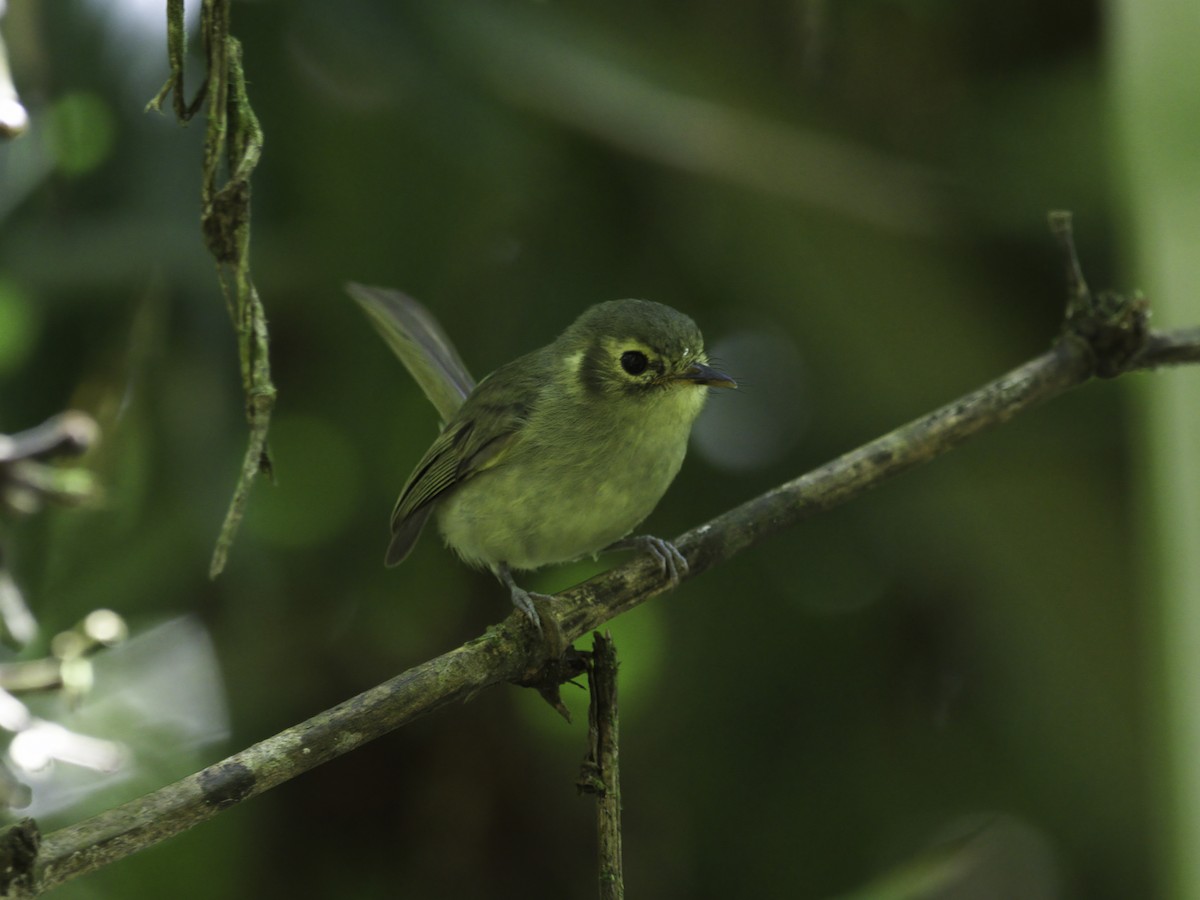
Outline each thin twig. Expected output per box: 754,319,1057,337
1132,327,1200,368
145,0,275,578
580,633,624,900
577,634,624,898
201,9,276,578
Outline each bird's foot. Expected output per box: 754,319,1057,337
497,565,572,710
497,563,554,634
607,535,689,587
507,583,569,658
509,584,554,632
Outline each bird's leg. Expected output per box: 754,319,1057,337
603,535,688,587
496,563,551,632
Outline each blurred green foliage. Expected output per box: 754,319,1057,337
0,279,37,375
45,90,115,176
0,0,1192,897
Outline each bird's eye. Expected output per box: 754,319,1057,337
620,350,649,376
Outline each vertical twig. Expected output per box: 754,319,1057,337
577,632,624,900
1047,210,1091,320
203,28,274,578
1048,211,1148,377
144,0,202,120
146,0,275,577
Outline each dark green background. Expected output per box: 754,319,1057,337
0,1,1179,897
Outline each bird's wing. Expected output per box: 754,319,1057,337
347,282,476,424
385,368,534,566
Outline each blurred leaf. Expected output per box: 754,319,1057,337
0,281,37,377
46,92,116,176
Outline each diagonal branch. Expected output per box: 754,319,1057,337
7,319,1196,897
4,213,1198,895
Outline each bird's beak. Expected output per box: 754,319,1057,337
677,361,737,388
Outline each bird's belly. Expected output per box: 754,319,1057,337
435,441,685,572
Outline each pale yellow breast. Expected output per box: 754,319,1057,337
436,381,709,572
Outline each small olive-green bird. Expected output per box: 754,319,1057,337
347,283,736,628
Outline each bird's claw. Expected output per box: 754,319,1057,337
507,585,568,656
497,563,552,633
630,535,688,587
508,585,551,633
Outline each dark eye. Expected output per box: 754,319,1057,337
620,350,649,376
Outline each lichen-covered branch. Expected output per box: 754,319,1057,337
7,311,1196,896
8,629,534,896
4,216,1198,895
